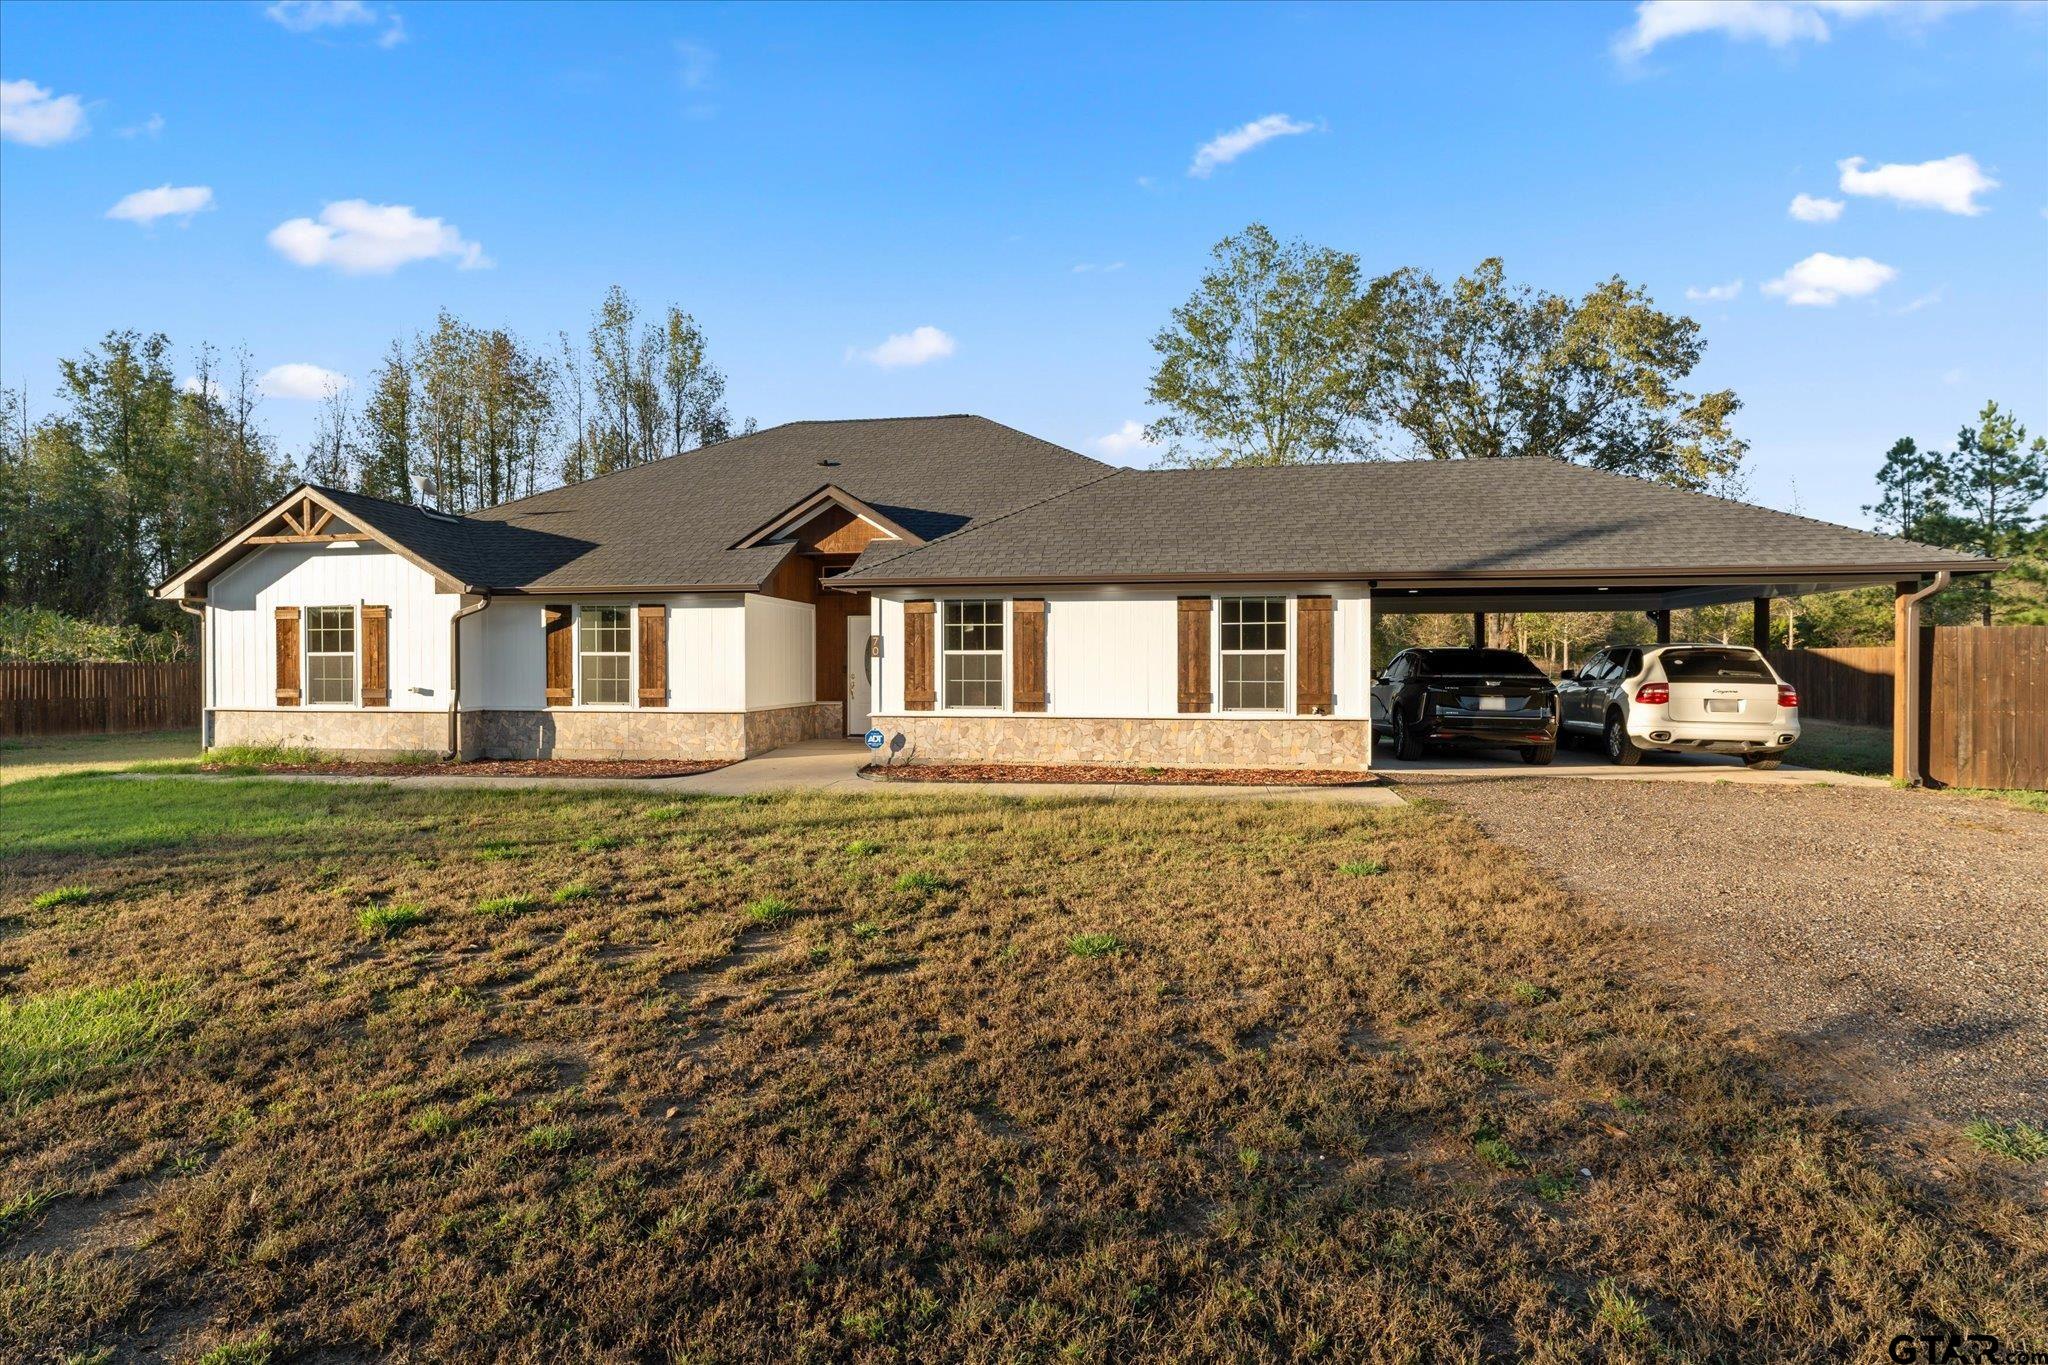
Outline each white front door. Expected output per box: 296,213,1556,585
845,615,872,735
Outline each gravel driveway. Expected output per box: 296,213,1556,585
1399,776,2048,1125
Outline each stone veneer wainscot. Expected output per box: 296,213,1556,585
877,715,1373,770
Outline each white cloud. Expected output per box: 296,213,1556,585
179,375,224,401
1614,1,1969,60
1762,252,1898,306
261,364,350,400
118,113,165,139
850,326,956,368
265,1,405,47
1,78,89,145
1094,421,1156,459
1072,261,1126,274
1892,288,1943,315
1837,154,1997,216
1788,192,1844,222
268,200,490,274
106,184,215,226
1685,279,1743,302
676,40,714,89
1188,114,1317,178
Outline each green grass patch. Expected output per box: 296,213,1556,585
524,1122,574,1153
893,870,946,894
29,886,92,910
476,895,537,917
411,1107,453,1138
1961,1118,2048,1163
643,805,688,822
1590,1279,1652,1342
551,880,595,903
1338,858,1385,877
0,979,189,1108
846,838,882,856
1067,933,1122,959
195,1331,276,1365
1532,1171,1577,1202
0,1186,60,1237
745,895,795,926
474,840,529,862
201,743,331,769
577,834,623,852
358,902,425,937
1509,980,1554,1005
1471,1127,1521,1170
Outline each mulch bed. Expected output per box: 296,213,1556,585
861,761,1378,787
202,758,734,779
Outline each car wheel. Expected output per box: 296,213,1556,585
1742,753,1781,769
1393,710,1425,761
1521,744,1555,766
1604,714,1643,767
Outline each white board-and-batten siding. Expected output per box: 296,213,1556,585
870,586,1374,719
208,544,455,710
459,594,752,711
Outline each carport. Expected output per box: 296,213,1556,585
1369,565,1988,783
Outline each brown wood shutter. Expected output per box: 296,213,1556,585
1012,599,1047,712
903,600,936,711
544,605,573,706
1295,595,1334,714
274,606,301,706
637,603,667,707
1177,597,1212,713
361,605,390,706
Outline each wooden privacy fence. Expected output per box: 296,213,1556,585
1771,627,2047,790
1767,646,1893,727
0,661,200,738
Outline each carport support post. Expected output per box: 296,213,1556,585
1471,612,1486,647
1650,610,1671,644
1752,597,1771,653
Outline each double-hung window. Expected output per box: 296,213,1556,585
305,605,357,705
1219,596,1286,712
578,606,632,706
941,599,1005,709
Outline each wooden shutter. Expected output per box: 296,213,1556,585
1177,597,1212,713
903,600,936,711
637,603,667,707
1012,599,1047,712
360,605,390,706
1295,595,1334,714
544,605,573,706
274,607,301,706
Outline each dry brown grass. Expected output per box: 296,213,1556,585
2,774,2041,1361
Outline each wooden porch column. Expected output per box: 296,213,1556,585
1471,612,1486,647
1752,597,1771,653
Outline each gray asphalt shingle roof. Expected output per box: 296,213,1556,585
322,416,1115,592
830,457,1992,586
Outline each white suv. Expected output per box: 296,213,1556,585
1555,644,1801,768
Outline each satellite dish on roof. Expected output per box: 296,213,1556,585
410,473,440,508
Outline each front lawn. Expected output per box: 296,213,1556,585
1,775,2039,1360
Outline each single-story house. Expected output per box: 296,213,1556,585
157,414,1994,772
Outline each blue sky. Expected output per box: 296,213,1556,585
2,0,2044,527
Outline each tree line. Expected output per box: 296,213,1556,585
0,286,746,637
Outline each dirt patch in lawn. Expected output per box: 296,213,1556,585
202,757,734,779
863,760,1378,786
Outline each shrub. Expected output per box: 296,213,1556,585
359,902,425,937
0,605,186,663
1067,933,1122,959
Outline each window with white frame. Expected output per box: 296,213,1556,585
1219,596,1286,712
578,606,632,706
942,599,1005,709
305,605,356,705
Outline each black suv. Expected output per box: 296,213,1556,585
1369,648,1559,764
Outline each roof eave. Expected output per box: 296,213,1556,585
836,560,2001,589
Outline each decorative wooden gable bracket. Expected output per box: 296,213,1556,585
246,493,375,545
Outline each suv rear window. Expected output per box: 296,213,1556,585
1411,649,1545,677
1659,649,1774,683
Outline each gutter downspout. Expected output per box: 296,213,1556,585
1896,570,1950,787
447,588,492,761
175,598,207,751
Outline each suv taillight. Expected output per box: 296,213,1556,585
1635,683,1669,705
1777,683,1798,708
